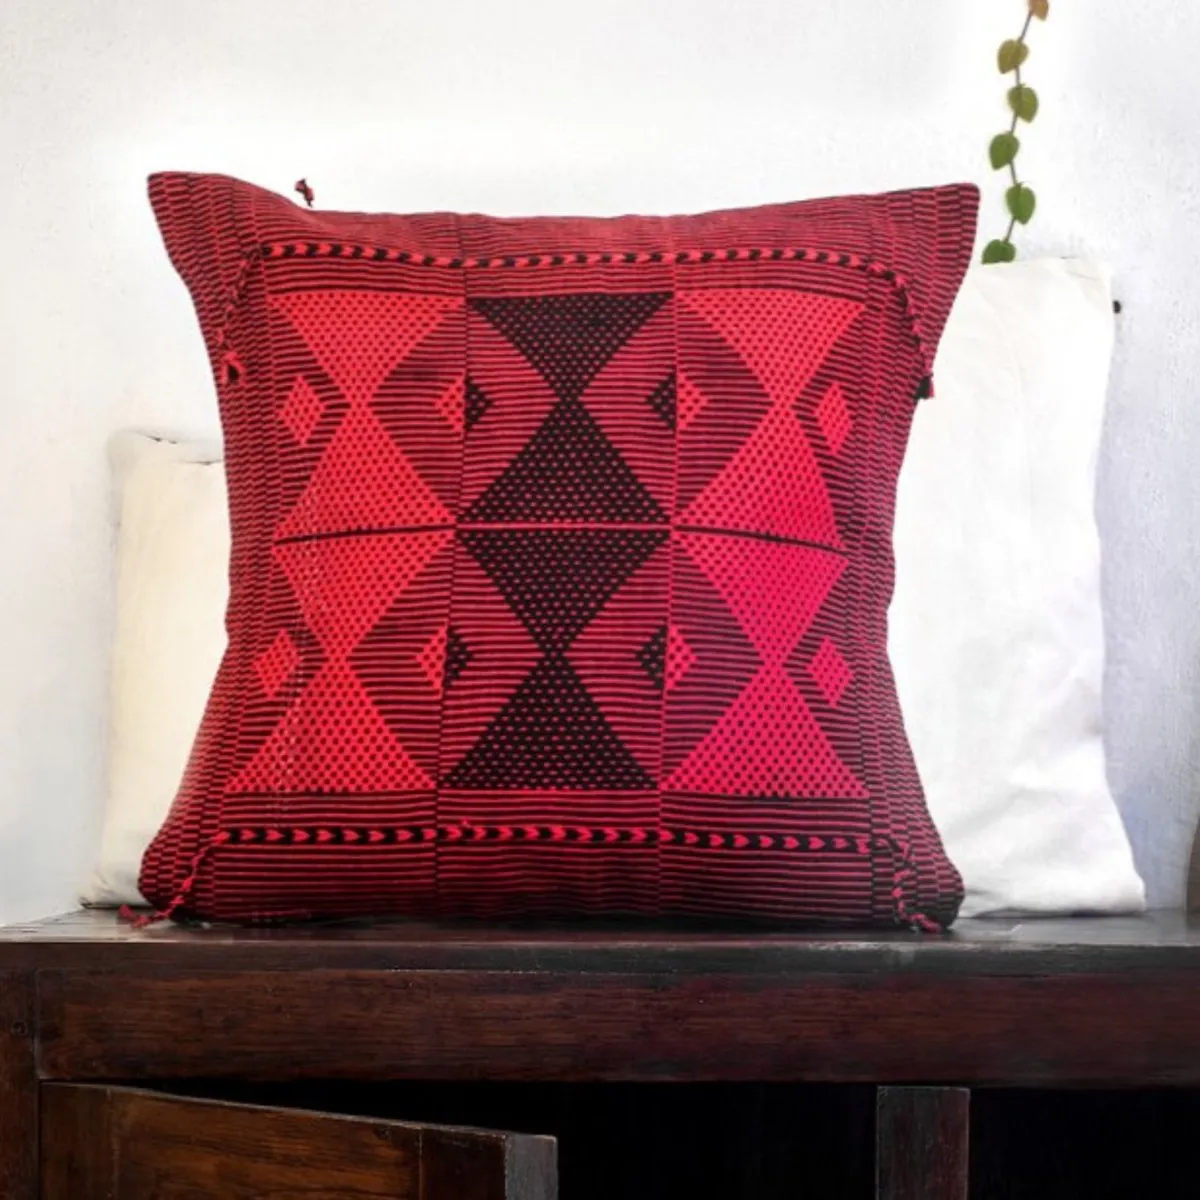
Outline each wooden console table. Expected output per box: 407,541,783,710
3,910,1200,1198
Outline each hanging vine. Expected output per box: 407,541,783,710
983,0,1049,264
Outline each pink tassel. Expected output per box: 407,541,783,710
119,831,231,928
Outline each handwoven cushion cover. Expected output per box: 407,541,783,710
142,172,977,928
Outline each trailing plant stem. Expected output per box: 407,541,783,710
1005,11,1034,242
983,3,1045,263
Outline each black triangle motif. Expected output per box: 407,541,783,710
647,372,676,429
460,528,666,653
444,627,472,688
636,625,667,691
464,398,666,523
464,377,493,430
472,292,669,403
444,652,654,789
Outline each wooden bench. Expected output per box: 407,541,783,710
4,909,1200,1198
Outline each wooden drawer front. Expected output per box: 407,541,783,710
41,1084,556,1199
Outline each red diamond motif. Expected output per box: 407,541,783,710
817,383,852,454
435,374,465,434
279,376,324,444
416,624,447,694
677,369,708,431
808,637,852,706
255,629,300,698
665,624,697,693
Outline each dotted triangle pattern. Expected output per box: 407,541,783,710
473,292,669,404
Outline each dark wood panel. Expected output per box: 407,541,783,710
173,1081,876,1200
57,1080,1200,1200
34,966,1200,1086
876,1087,968,1200
40,1084,556,1199
39,1084,113,1200
0,972,36,1200
5,909,1200,976
421,1124,556,1200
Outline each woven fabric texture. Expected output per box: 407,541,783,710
142,172,977,927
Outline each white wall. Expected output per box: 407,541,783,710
1,0,1198,922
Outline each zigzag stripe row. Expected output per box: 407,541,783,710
169,825,937,932
266,241,878,272
128,825,938,933
216,823,890,853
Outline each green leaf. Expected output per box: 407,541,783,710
982,239,1017,265
1006,184,1037,225
1029,0,1049,19
1008,84,1039,122
997,39,1029,73
989,132,1020,170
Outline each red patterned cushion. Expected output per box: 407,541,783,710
141,172,977,928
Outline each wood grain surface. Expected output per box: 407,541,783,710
29,963,1200,1086
41,1084,556,1199
0,972,36,1200
876,1087,968,1200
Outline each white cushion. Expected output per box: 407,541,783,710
83,433,227,906
891,258,1145,916
85,260,1147,917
